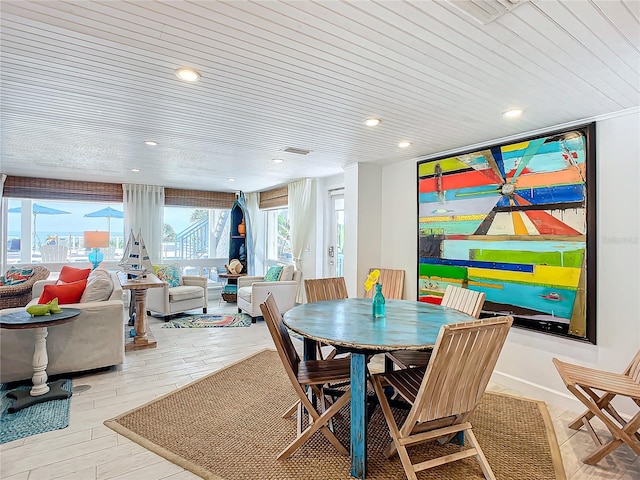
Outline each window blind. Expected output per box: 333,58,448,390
3,176,122,202
259,186,288,209
164,188,235,209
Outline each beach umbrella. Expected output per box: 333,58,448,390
84,206,124,235
8,203,71,250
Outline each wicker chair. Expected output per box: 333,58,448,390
0,266,50,309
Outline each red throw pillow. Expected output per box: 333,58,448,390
59,266,91,283
38,279,87,305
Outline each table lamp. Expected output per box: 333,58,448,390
84,231,109,270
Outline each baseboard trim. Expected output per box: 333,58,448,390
492,370,583,413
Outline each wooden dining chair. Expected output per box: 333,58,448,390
371,315,513,480
260,293,352,459
386,284,487,370
553,351,640,465
364,268,404,300
305,276,348,303
304,277,349,360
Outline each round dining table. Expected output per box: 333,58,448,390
283,298,477,479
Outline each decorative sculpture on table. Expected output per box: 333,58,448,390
26,298,62,317
225,259,243,274
119,230,153,280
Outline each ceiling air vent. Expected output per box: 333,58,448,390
445,0,528,25
283,147,311,155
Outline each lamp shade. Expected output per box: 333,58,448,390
84,231,110,248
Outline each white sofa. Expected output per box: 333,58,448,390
0,271,125,383
237,265,301,321
145,275,208,317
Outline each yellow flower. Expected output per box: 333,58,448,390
364,269,381,292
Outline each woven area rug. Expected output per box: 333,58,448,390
105,350,565,480
1,379,72,444
162,313,252,328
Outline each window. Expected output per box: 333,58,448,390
6,198,124,265
265,208,292,263
162,206,230,261
334,197,345,277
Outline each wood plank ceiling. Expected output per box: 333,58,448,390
1,0,638,193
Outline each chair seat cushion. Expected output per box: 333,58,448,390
168,285,203,302
237,286,252,303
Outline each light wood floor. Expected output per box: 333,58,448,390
1,303,637,480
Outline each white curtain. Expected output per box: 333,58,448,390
289,178,314,301
245,192,262,273
123,184,164,264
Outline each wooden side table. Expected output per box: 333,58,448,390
218,273,247,302
0,308,81,413
118,273,164,351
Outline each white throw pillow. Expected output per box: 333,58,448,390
280,264,294,281
80,269,114,303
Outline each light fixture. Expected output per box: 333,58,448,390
502,108,523,118
131,168,141,172
272,158,284,164
175,67,201,82
364,118,381,127
398,141,411,148
228,177,236,182
84,231,110,270
144,140,158,146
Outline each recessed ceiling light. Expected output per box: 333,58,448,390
144,140,158,146
131,168,141,172
228,177,236,182
175,67,201,82
398,141,411,148
364,118,381,127
272,158,284,164
502,108,522,118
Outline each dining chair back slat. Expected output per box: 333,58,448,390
371,315,513,479
627,350,640,383
385,284,487,371
262,294,300,377
441,284,486,319
364,268,404,300
304,277,348,303
304,277,349,360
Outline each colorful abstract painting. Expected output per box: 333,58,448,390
417,123,596,343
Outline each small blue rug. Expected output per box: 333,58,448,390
162,313,252,328
0,379,72,444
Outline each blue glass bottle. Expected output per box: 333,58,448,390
372,283,385,318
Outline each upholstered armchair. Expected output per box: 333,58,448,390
237,264,301,321
0,265,50,309
146,270,208,318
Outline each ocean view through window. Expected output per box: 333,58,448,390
6,199,125,265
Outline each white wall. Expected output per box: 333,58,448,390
344,163,383,298
380,109,640,415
